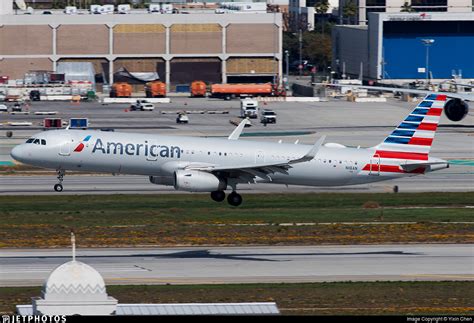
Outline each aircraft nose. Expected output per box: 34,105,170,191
10,145,26,163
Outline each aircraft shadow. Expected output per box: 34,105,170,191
0,250,422,263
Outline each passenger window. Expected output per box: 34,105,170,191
41,139,46,145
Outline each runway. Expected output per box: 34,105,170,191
0,163,473,195
0,244,472,286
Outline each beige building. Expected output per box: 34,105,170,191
0,6,282,91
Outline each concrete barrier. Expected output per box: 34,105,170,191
40,95,74,101
285,97,322,102
102,98,171,104
353,97,387,103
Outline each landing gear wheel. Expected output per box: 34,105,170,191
227,192,243,206
211,190,226,202
393,185,399,193
55,169,65,192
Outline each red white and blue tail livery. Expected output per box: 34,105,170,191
362,94,448,176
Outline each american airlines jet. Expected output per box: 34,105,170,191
11,94,449,206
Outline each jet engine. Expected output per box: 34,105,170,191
174,170,226,192
444,99,469,122
149,175,174,186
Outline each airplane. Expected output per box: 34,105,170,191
325,83,473,122
10,93,450,206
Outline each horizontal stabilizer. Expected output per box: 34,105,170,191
400,161,449,172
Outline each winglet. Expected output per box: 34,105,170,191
228,118,250,140
289,135,326,164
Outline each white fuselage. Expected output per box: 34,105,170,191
10,129,427,188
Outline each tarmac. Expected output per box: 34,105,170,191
0,244,472,286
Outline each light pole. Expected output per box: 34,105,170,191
285,50,290,90
421,39,435,85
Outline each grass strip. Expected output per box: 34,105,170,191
1,281,472,315
1,193,473,247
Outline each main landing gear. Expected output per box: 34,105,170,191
54,170,65,192
210,190,243,206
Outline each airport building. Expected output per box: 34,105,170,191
338,0,472,25
332,12,474,83
288,0,339,31
0,0,282,92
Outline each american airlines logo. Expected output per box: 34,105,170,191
92,138,182,158
73,135,92,152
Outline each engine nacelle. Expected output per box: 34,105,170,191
149,175,174,186
174,170,226,192
444,98,469,122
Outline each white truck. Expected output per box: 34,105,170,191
130,100,155,111
240,98,259,119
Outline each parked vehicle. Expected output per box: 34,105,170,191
30,90,41,101
210,83,282,100
190,81,207,97
260,109,277,125
145,81,166,98
110,82,132,98
240,98,259,119
130,100,155,111
12,102,23,112
0,104,8,112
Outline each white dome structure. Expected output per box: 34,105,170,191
32,260,117,315
43,261,107,301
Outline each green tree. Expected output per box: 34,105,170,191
342,0,357,24
303,32,332,71
314,0,330,33
314,0,330,15
400,1,414,12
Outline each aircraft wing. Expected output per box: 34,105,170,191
326,84,473,101
186,136,326,181
228,118,251,140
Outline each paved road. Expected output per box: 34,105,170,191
0,245,472,286
0,164,473,195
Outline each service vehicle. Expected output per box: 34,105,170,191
176,112,189,124
130,101,155,111
260,109,277,124
240,98,259,119
145,81,166,98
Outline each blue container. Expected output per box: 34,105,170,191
175,84,190,93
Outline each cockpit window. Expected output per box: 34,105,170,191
25,138,46,145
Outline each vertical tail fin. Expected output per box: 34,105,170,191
373,94,447,160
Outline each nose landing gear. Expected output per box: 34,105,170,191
54,170,65,192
